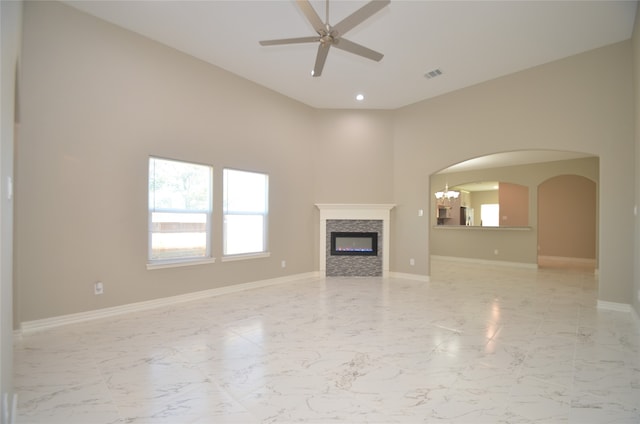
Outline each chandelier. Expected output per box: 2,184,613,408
434,184,459,200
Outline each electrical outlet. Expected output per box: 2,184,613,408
94,281,104,295
281,260,286,268
494,249,499,255
409,258,415,266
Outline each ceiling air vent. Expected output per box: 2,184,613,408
424,68,443,79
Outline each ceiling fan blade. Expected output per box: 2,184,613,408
332,0,390,36
312,43,331,77
296,0,326,34
333,38,383,62
259,36,319,46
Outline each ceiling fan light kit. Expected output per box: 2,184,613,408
259,0,390,77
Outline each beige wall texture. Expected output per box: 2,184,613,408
538,175,597,260
313,109,395,205
500,182,529,227
13,0,638,330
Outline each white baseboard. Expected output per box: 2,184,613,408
20,272,319,334
632,307,640,332
537,255,596,269
388,272,430,282
430,255,537,269
597,302,640,333
597,300,632,313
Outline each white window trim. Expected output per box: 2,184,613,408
147,257,216,270
148,157,213,266
222,168,269,256
221,252,271,262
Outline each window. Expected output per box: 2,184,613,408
148,157,212,263
223,168,269,257
480,203,499,227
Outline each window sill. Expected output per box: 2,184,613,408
146,257,216,270
432,225,532,231
221,252,271,262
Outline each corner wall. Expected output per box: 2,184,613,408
313,109,395,205
0,0,21,410
16,2,318,324
394,42,634,304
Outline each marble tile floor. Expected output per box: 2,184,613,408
12,259,640,423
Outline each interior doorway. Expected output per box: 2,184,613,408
537,175,597,271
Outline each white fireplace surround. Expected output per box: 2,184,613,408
316,204,395,277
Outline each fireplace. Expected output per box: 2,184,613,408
331,232,378,256
316,204,395,277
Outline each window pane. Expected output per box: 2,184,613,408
224,215,265,255
223,168,268,256
481,204,500,227
223,169,268,213
149,158,211,212
149,157,212,262
150,212,207,260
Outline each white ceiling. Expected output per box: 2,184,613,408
63,0,636,110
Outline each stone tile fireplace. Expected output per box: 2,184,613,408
316,204,395,277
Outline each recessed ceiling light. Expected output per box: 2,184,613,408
356,94,364,101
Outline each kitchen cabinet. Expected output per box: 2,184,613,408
437,198,465,225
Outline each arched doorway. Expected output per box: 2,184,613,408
537,175,597,271
429,150,598,269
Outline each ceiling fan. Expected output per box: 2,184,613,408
259,0,390,77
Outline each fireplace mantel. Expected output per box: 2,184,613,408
316,204,395,277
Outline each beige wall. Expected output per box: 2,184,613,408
633,4,640,318
500,182,529,227
313,109,394,205
17,2,317,323
538,175,597,260
395,40,633,304
14,1,638,328
0,0,21,403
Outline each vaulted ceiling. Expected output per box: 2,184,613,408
64,0,636,110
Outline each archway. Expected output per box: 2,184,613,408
537,175,597,270
429,150,598,269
